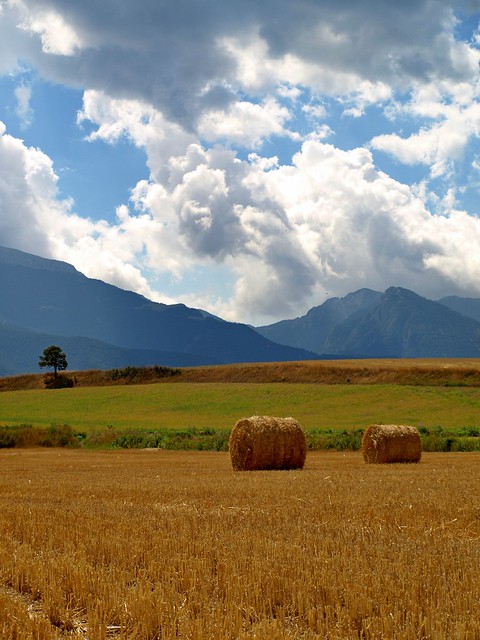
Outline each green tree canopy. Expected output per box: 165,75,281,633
38,345,68,378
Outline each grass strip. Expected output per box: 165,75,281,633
1,423,480,452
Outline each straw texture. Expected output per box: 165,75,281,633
229,416,307,471
362,424,422,463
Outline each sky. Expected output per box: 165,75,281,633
0,1,480,326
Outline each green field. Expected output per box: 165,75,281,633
2,382,480,433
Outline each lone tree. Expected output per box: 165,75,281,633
39,345,68,379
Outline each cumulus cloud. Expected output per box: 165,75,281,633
0,120,157,299
198,97,299,148
133,136,480,320
371,82,480,177
0,120,63,255
116,127,480,319
77,90,195,184
3,106,480,323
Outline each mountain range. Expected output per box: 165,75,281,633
0,246,315,375
256,287,480,358
2,245,480,376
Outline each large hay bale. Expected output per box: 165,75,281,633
362,424,422,463
229,416,307,471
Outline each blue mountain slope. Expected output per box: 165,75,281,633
0,320,216,376
256,286,480,358
0,246,317,373
255,288,382,353
322,287,480,358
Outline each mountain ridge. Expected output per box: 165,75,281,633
3,245,480,375
257,286,480,359
323,286,480,358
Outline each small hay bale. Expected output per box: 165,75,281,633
362,424,422,464
229,416,307,471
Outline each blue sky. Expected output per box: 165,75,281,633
0,1,480,325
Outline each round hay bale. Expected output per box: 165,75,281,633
362,424,422,464
229,416,307,471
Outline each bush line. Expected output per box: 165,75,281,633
1,424,480,452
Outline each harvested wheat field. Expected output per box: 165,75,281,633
0,450,479,639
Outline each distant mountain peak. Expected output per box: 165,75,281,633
323,286,480,358
384,285,421,298
255,288,382,353
256,285,480,359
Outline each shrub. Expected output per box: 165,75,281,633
328,429,363,451
0,424,79,448
115,433,146,449
0,431,16,448
109,366,181,383
40,424,79,447
459,426,480,437
84,426,120,448
44,374,74,389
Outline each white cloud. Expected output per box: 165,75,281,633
198,97,299,148
248,153,279,171
221,34,388,99
422,209,480,290
372,99,480,178
14,81,33,128
277,84,303,101
77,90,196,183
0,120,64,255
15,2,84,56
0,120,157,299
122,134,480,322
302,103,327,120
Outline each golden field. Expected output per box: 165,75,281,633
1,449,479,639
